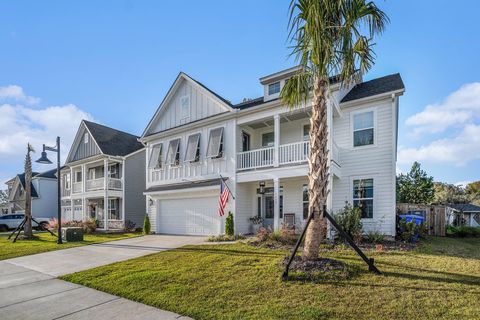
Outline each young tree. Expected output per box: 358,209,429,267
281,0,388,260
397,162,434,204
433,182,468,205
466,181,480,205
24,144,35,239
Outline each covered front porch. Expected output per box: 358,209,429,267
236,176,314,234
61,196,124,230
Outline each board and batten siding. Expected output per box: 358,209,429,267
332,98,396,235
124,150,146,228
71,128,101,162
148,78,228,134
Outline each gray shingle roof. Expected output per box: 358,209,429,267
448,203,480,212
18,173,39,198
341,73,404,103
83,120,144,157
35,168,58,179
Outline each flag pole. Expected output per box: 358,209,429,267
219,174,235,199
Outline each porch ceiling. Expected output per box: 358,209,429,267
242,109,310,130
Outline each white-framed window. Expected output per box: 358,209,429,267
206,127,224,158
262,132,274,147
185,133,201,162
180,95,190,120
109,163,120,179
268,81,281,95
84,133,89,144
148,143,163,169
353,178,374,219
302,184,309,219
75,171,82,182
64,174,71,190
108,198,121,220
166,138,181,166
353,111,375,147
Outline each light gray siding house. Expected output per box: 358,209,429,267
60,120,146,231
141,67,404,237
4,169,58,219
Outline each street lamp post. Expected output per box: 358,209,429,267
36,136,62,244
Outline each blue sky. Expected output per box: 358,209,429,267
1,0,480,186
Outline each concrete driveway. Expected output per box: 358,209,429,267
0,235,206,319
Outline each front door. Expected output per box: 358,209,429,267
264,195,274,228
89,203,96,219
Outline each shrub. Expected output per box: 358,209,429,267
447,225,480,238
398,218,422,243
124,220,136,232
143,214,151,235
334,203,363,243
364,231,385,244
207,234,246,242
48,218,96,234
255,227,297,246
225,212,234,236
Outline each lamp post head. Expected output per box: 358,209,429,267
36,151,52,164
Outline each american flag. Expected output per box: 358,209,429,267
218,180,230,217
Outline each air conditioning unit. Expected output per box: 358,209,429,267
62,227,84,242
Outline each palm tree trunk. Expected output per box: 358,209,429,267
24,145,33,239
302,77,329,260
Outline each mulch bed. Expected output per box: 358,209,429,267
283,255,350,280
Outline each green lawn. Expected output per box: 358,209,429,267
61,237,480,320
0,232,140,260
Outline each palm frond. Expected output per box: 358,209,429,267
280,72,311,109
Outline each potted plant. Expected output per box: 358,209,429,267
249,216,264,234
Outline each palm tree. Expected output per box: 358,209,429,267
281,0,388,260
24,143,35,239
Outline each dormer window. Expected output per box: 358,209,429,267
268,81,281,95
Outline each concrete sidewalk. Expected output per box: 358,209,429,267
0,235,206,319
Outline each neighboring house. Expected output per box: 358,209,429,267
446,203,480,227
140,67,404,236
60,120,146,231
4,169,58,218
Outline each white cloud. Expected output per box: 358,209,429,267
406,82,480,135
0,85,40,104
398,124,480,166
0,86,94,172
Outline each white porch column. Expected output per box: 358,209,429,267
273,114,280,167
81,164,86,221
103,159,108,231
69,167,73,221
273,177,280,231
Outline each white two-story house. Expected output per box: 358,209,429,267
60,120,146,231
141,67,404,236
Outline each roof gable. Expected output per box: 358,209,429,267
142,73,233,137
10,174,38,200
66,121,144,163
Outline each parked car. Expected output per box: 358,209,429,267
0,214,50,232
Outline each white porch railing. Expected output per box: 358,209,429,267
108,178,122,190
72,182,82,193
86,178,104,191
237,147,274,170
279,141,309,165
62,188,71,197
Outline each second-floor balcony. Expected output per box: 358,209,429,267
236,140,339,171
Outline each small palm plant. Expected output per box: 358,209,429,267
281,0,388,260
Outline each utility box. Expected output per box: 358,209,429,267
62,227,84,242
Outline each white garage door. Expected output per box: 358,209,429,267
157,196,220,235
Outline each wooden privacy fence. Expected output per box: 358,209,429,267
396,203,446,237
